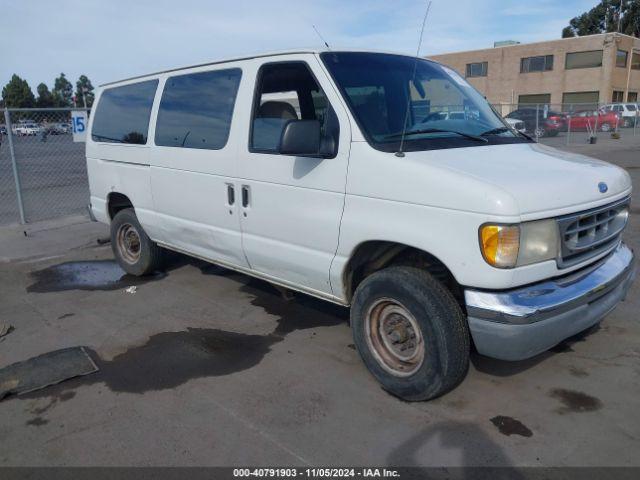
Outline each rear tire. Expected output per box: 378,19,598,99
600,123,611,132
350,266,470,401
110,208,163,276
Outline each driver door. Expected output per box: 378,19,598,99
236,56,351,297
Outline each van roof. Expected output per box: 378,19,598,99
99,49,436,87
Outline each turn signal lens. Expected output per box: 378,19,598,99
480,225,520,268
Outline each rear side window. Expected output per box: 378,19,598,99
92,80,158,144
155,68,242,150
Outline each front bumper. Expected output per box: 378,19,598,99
465,243,635,361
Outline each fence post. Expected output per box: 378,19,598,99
535,104,539,141
3,108,26,224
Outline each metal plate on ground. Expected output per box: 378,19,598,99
0,346,98,400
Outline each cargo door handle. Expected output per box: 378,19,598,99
227,184,235,205
241,185,250,207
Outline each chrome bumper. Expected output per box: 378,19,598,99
465,243,635,361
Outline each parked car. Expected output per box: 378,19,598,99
86,50,634,401
503,117,526,133
45,123,71,135
14,123,40,136
599,103,638,128
566,110,621,132
504,108,566,137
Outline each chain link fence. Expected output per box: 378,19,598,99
1,108,90,225
1,103,639,226
492,102,640,148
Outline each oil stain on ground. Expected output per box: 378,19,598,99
27,260,165,293
18,276,348,399
490,416,533,437
25,417,49,427
549,388,603,413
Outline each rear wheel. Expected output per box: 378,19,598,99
600,123,611,132
534,127,546,138
350,266,470,401
110,208,163,276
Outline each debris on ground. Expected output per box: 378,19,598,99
0,323,13,338
0,347,98,400
125,286,137,294
96,236,111,245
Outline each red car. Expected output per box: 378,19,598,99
566,110,621,132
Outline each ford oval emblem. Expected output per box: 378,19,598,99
598,182,608,193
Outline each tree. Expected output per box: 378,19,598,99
74,75,95,108
563,0,640,38
1,74,35,108
36,83,54,108
52,73,73,107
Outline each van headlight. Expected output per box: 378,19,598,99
479,219,558,268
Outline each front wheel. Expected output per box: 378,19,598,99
600,123,611,132
534,127,546,138
350,266,470,401
110,208,163,276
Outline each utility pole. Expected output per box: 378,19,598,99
618,0,623,33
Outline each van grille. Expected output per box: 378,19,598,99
557,197,630,268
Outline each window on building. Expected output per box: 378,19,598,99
612,90,624,103
520,55,553,73
565,50,603,69
518,94,551,106
616,50,628,68
628,92,638,103
562,91,600,111
92,79,158,144
155,68,241,150
465,62,488,77
632,52,640,70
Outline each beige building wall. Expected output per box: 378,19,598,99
428,33,640,108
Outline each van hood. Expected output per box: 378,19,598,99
420,142,631,217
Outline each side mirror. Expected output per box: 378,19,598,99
279,120,321,156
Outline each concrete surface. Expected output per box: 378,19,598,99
0,145,639,467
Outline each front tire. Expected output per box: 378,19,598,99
350,266,470,401
110,208,163,276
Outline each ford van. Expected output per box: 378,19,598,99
86,50,635,400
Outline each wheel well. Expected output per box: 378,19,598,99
107,192,133,220
343,241,463,307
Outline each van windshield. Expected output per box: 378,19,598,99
321,52,529,152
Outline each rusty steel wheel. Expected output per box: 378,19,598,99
364,297,425,377
116,222,141,265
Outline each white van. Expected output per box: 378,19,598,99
86,50,635,400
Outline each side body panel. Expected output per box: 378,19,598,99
86,84,163,240
148,61,249,268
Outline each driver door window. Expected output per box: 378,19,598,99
250,62,338,157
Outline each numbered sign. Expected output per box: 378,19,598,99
71,111,88,142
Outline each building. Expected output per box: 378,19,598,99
428,33,640,111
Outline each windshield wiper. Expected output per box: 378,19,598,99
384,128,488,143
482,126,535,141
480,127,510,136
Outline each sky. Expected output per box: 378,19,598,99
1,0,599,92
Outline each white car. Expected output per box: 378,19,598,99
600,103,638,128
86,50,634,401
14,123,40,136
504,117,527,133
